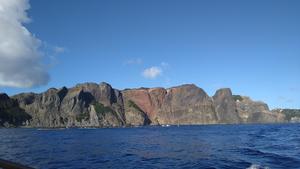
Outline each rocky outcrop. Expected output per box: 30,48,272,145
12,82,125,128
122,84,218,125
122,87,166,124
213,88,240,123
0,93,31,127
0,82,293,128
157,84,217,124
123,100,150,126
236,96,285,123
272,109,300,122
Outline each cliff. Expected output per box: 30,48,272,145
272,109,300,123
0,93,31,127
0,82,294,127
236,96,285,123
123,84,218,125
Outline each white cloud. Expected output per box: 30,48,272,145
142,66,162,79
0,0,50,88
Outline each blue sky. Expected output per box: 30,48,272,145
0,0,299,109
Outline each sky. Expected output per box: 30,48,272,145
0,0,299,109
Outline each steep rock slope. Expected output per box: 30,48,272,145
272,109,299,122
122,87,166,124
122,84,218,125
235,96,285,123
157,84,218,124
13,83,125,127
0,82,289,127
213,88,240,123
0,93,31,127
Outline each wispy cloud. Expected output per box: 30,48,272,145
124,58,142,65
0,0,51,88
53,46,65,54
142,66,162,79
45,45,66,68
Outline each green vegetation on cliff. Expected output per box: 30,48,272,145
127,100,143,112
232,95,243,101
94,102,115,115
76,112,89,121
281,109,300,121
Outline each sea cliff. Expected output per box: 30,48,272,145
0,82,298,127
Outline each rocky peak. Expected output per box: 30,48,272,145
98,82,116,105
157,84,217,124
167,84,211,103
12,93,36,106
213,88,232,99
0,93,10,100
99,82,111,87
0,93,13,108
73,82,118,106
213,88,240,123
57,87,68,101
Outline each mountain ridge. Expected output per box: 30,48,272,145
0,82,298,127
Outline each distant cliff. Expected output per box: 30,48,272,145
272,109,300,123
0,82,297,127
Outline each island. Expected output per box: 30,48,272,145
0,82,299,128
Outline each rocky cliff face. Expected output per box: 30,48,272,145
213,88,240,123
157,84,218,124
0,82,290,127
272,109,300,123
12,82,126,128
122,84,218,125
235,96,285,123
0,93,31,127
122,88,163,123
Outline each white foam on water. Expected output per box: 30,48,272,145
246,164,270,169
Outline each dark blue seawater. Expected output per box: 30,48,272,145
1,124,300,169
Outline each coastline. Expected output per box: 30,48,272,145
1,121,297,129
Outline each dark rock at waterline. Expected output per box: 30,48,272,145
0,93,31,127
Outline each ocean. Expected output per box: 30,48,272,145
0,124,300,169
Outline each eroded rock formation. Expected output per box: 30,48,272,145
0,93,31,127
0,82,292,127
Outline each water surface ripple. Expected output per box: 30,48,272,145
1,124,300,169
